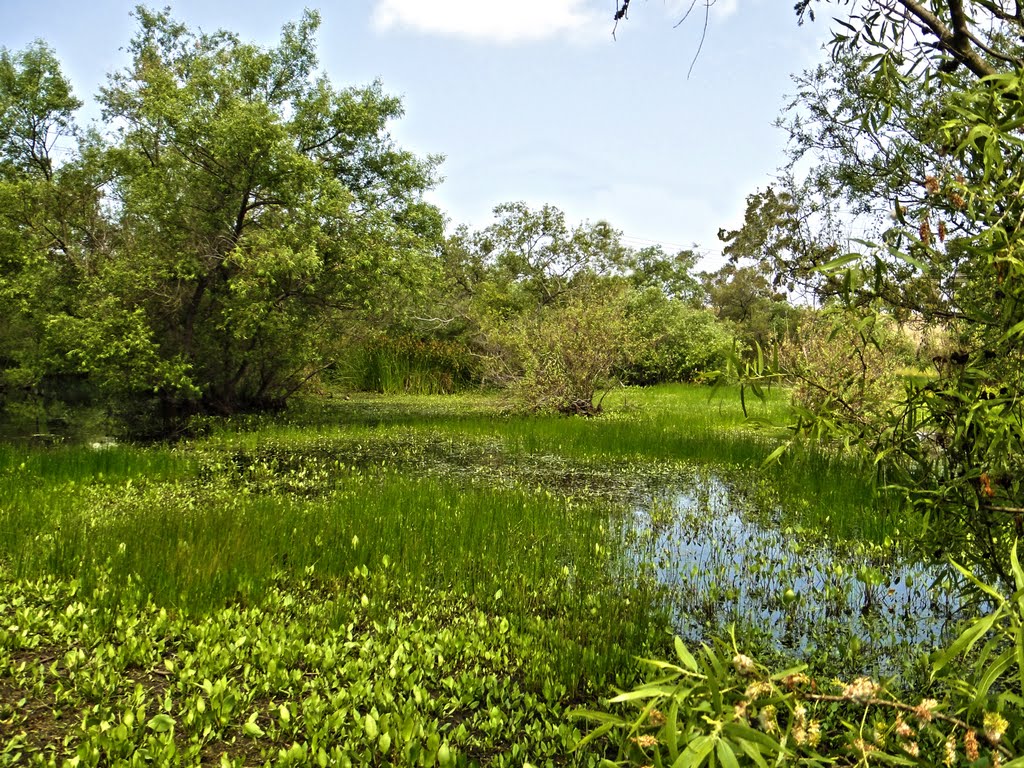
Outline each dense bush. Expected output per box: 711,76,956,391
619,288,732,385
778,309,916,434
482,285,629,415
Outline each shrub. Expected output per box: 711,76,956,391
482,285,629,415
779,309,914,434
620,288,732,385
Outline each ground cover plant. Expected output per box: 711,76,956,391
0,384,975,766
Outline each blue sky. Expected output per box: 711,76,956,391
1,1,830,270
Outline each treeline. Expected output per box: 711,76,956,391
0,9,811,436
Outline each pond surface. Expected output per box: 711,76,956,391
211,431,965,676
624,473,964,675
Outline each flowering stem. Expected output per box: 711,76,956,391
798,693,1013,759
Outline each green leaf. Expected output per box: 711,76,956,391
666,699,679,760
673,735,714,768
243,720,265,738
609,685,679,703
716,739,740,768
760,443,789,467
737,737,769,768
974,646,1015,704
568,710,627,726
1016,626,1024,700
1012,541,1024,594
146,714,175,733
675,637,698,672
437,742,451,766
721,722,782,752
813,252,861,273
571,721,616,752
950,559,1005,604
932,610,1001,675
885,245,928,272
364,713,378,740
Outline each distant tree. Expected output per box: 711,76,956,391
471,201,625,312
718,183,842,300
619,288,730,385
452,202,729,407
700,262,799,353
625,245,706,305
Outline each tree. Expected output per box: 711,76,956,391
763,3,1024,578
0,41,104,429
58,9,441,425
700,262,800,353
796,0,1017,80
471,201,626,313
435,202,727,410
718,183,843,301
625,245,706,305
619,288,731,385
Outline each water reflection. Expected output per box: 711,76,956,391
624,474,963,674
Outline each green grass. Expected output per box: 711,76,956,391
0,383,922,765
222,383,900,543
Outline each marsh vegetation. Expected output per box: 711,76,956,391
0,384,965,765
3,1,1024,764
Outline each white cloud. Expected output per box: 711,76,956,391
371,0,607,44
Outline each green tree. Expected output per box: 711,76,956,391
0,41,105,429
472,201,626,312
619,288,730,385
443,202,727,408
76,8,442,422
753,3,1024,579
625,245,706,304
718,183,842,301
700,262,799,353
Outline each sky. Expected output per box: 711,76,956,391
1,0,832,271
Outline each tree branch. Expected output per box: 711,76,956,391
898,0,998,76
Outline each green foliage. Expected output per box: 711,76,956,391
619,288,731,385
438,203,734,403
471,201,626,312
0,12,444,433
625,246,707,304
0,571,615,766
757,66,1024,582
336,333,479,395
778,308,916,438
0,41,97,422
577,547,1024,766
0,387,942,763
718,184,842,300
484,283,631,414
715,4,1024,585
701,262,801,354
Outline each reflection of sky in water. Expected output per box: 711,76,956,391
623,474,964,674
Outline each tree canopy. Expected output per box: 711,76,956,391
0,9,444,430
